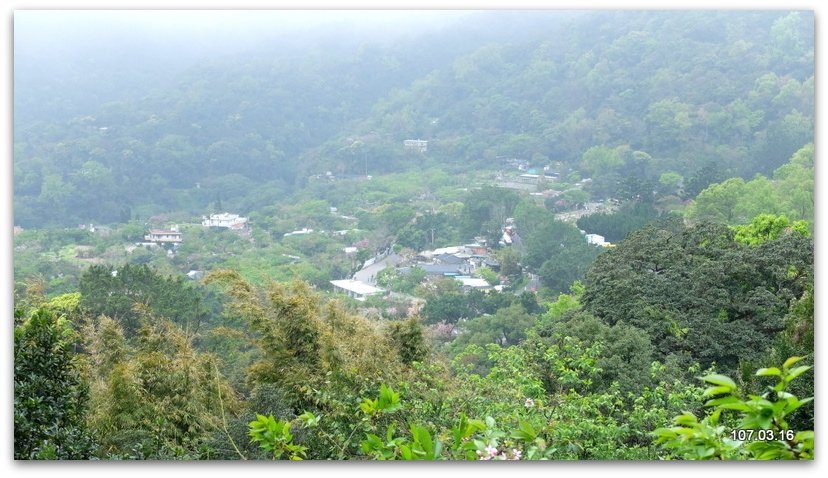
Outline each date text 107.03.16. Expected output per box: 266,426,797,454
730,429,795,441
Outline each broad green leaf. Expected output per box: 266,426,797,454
673,413,698,426
755,367,781,377
411,424,434,455
783,396,813,414
298,411,320,427
700,374,737,390
703,385,734,397
511,420,538,442
782,356,803,369
785,365,811,381
795,431,814,442
714,402,753,412
704,396,752,411
433,438,443,459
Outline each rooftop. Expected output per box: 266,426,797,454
456,277,491,288
420,263,464,275
330,279,385,296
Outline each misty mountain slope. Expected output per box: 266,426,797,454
304,10,812,178
13,11,812,228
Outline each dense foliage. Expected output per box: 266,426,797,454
14,298,95,459
14,10,813,462
582,219,813,374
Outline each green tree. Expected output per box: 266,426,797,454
683,163,723,200
204,270,404,411
576,201,660,243
645,98,693,151
732,175,787,222
420,289,472,325
685,177,745,223
580,145,623,199
83,311,238,459
657,171,683,196
79,264,206,336
732,214,810,246
583,220,813,373
522,214,584,271
450,303,536,351
388,317,429,365
458,187,520,244
541,281,584,322
773,143,814,221
538,244,600,295
495,246,522,279
15,305,95,459
537,311,655,393
376,203,417,235
477,266,499,285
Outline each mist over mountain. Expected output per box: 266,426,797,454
13,10,812,227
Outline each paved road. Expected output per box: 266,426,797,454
353,253,402,285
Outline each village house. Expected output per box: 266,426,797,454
202,212,248,230
144,225,182,245
434,253,466,265
482,258,500,271
455,276,494,291
500,226,516,245
585,233,611,247
284,228,314,237
419,263,470,277
463,243,488,256
514,171,558,184
330,279,386,301
403,139,428,153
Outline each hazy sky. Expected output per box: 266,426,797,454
13,9,481,70
14,10,475,43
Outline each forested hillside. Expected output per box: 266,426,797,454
14,11,812,227
14,10,814,462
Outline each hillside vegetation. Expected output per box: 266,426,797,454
14,11,812,227
14,11,814,461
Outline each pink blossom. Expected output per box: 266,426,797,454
477,446,500,460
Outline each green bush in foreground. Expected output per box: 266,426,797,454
654,357,813,460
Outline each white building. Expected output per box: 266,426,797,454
585,233,610,247
455,276,492,290
144,225,182,244
403,139,428,153
202,213,248,230
330,279,386,301
284,228,314,237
